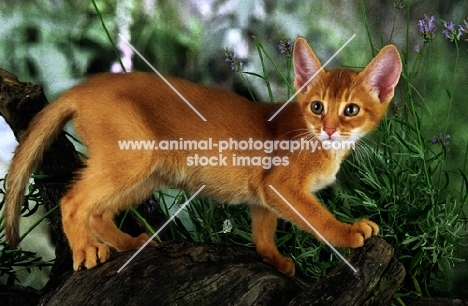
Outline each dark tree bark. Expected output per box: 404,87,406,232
40,241,309,306
0,69,78,294
1,69,412,306
38,237,406,306
288,236,405,306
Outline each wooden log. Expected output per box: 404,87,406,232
39,237,405,306
288,236,406,306
40,241,309,306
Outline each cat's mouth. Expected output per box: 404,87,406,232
316,130,360,145
310,127,361,147
317,130,344,142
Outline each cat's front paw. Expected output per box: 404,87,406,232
72,242,111,271
275,256,295,276
348,219,379,248
261,253,295,276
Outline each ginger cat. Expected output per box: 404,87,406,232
3,37,401,275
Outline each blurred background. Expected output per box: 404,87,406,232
0,0,467,297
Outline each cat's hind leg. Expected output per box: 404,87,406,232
61,165,159,270
88,173,160,252
61,176,112,271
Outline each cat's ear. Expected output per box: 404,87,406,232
293,37,323,93
361,45,402,104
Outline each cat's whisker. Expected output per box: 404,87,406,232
352,138,376,163
304,133,320,157
295,131,318,156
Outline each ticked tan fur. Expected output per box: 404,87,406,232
3,37,401,275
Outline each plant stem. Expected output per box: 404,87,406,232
91,0,126,72
443,40,459,138
239,72,257,102
19,205,59,243
253,37,275,103
360,0,375,56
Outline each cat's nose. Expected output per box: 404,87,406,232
324,127,336,137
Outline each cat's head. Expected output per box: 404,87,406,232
293,37,402,143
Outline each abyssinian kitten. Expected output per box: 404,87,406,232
3,37,401,275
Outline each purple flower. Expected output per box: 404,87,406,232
458,25,465,38
278,37,293,57
418,14,436,43
442,20,461,42
459,18,468,41
224,48,243,72
445,21,455,32
413,44,420,53
430,133,450,146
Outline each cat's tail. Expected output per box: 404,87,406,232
3,97,76,248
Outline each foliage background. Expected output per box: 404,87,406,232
0,0,467,299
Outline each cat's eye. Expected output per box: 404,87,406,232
344,104,360,117
310,101,324,115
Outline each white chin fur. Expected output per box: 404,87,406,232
317,131,361,143
318,131,342,142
